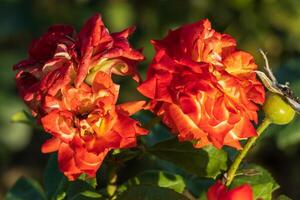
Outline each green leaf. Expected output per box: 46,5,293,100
11,110,34,125
117,185,190,200
230,164,279,200
5,177,46,200
10,110,43,132
78,174,97,188
118,170,186,194
80,190,103,198
184,176,214,198
111,149,141,163
148,138,228,178
134,111,173,146
44,153,68,200
67,180,103,200
277,195,293,200
11,110,29,123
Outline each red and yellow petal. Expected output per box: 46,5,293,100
41,137,61,153
138,18,265,150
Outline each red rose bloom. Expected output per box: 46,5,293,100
41,72,147,180
138,19,265,149
14,14,144,116
207,181,253,200
13,14,147,180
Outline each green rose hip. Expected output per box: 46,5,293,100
263,92,295,125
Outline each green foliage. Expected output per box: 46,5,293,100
135,111,173,147
117,185,189,200
3,0,300,198
44,154,68,200
4,177,46,200
277,195,293,200
11,110,32,124
77,174,97,189
44,154,103,199
66,181,103,200
183,176,214,199
230,164,279,200
148,138,228,178
111,149,141,163
43,154,104,200
118,170,186,194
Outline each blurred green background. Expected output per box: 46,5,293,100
1,0,300,199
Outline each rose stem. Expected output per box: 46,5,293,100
225,117,272,186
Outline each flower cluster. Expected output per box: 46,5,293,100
138,19,265,149
207,181,253,200
14,14,147,180
14,14,267,188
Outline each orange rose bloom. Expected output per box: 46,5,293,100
13,14,148,180
138,19,265,149
41,72,147,180
13,14,144,116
